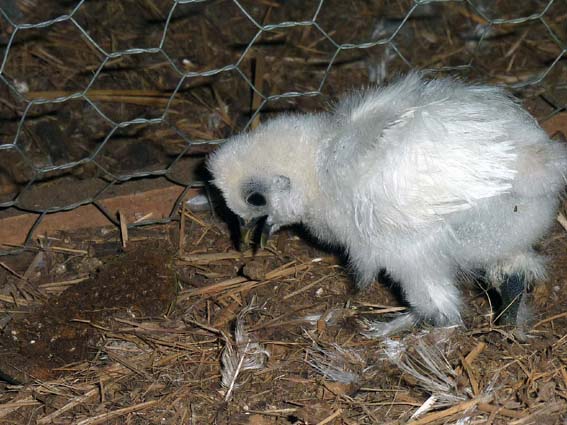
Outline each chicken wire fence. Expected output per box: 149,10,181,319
0,0,565,256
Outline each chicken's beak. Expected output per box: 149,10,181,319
239,217,258,246
239,216,274,249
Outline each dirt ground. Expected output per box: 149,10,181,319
0,211,566,423
0,244,176,383
1,0,567,423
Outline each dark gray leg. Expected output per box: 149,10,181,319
497,273,525,325
488,251,545,329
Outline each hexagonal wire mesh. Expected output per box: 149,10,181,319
0,0,565,256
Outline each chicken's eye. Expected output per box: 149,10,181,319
246,192,267,207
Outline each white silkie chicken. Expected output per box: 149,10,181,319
208,73,567,335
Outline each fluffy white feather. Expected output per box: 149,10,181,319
306,341,366,385
220,301,269,400
382,328,468,407
208,73,567,331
